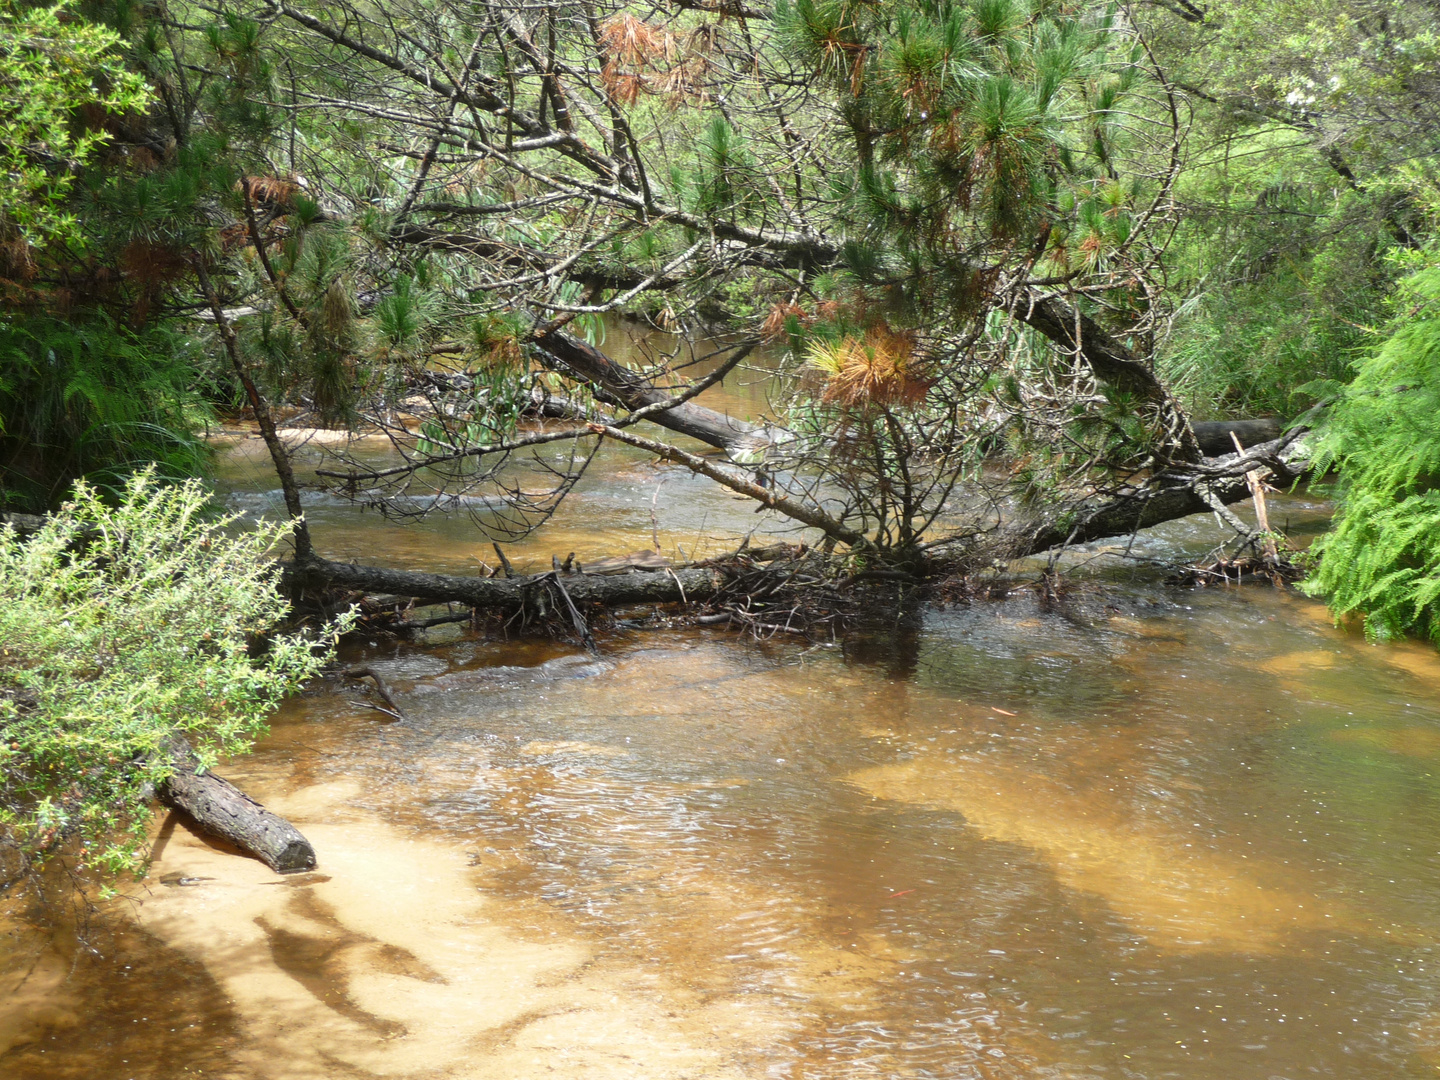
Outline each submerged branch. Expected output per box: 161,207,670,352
595,425,866,548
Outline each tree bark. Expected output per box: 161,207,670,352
390,226,686,293
1014,291,1202,463
195,262,313,561
1192,418,1284,455
157,737,317,874
945,433,1307,568
288,555,724,609
529,329,775,460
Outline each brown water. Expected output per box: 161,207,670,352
214,320,792,574
6,333,1440,1078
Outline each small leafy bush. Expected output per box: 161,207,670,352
0,472,349,885
1301,258,1440,646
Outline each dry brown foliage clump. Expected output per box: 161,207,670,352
804,322,931,407
599,14,717,107
239,175,303,210
760,301,810,341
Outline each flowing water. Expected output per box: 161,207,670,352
5,329,1440,1078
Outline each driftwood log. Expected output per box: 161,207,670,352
157,737,316,873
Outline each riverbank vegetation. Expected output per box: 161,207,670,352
0,0,1436,647
0,473,345,890
1300,253,1440,647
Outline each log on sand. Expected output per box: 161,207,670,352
157,736,316,874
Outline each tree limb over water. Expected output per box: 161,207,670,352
183,0,1302,585
936,433,1309,568
286,432,1309,620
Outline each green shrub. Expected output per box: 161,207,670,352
1300,258,1440,646
0,472,350,887
0,0,151,244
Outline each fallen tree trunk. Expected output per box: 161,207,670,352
1014,291,1202,464
945,433,1309,568
1192,418,1285,456
287,555,724,610
157,737,317,874
286,438,1308,613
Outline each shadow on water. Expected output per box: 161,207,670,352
842,608,924,681
0,914,244,1080
253,889,445,1040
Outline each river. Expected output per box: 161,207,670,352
4,328,1440,1078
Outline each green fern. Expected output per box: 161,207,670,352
1300,257,1440,647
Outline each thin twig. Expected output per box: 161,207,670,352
343,666,409,721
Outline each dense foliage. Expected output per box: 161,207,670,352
1147,0,1437,417
0,0,151,244
1301,254,1440,645
0,316,213,510
0,472,347,886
